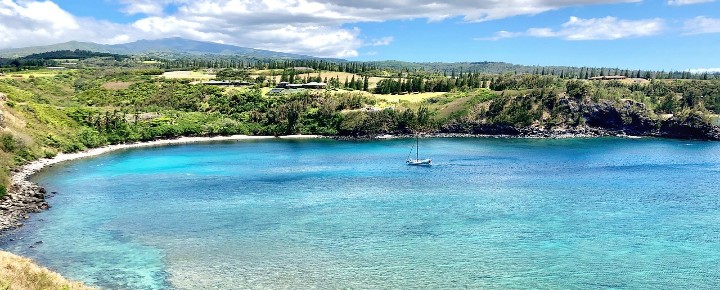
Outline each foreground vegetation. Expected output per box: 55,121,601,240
0,251,92,290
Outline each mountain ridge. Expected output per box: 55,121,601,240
0,38,317,60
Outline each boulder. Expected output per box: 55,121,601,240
661,112,720,140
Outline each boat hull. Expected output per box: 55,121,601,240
407,159,432,166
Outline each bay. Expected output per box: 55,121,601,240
3,138,720,289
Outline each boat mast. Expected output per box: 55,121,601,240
416,134,419,160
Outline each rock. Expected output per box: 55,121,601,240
661,112,720,140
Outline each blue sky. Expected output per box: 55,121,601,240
1,0,719,71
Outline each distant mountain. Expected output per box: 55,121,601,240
0,38,317,60
0,41,110,58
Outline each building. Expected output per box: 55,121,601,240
303,82,327,89
201,80,253,86
267,88,286,95
292,67,315,72
589,75,627,81
272,82,327,92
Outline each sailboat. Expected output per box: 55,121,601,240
406,134,432,166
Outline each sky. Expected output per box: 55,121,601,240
0,0,719,71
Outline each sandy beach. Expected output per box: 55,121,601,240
1,135,320,232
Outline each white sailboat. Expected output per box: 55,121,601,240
406,135,432,166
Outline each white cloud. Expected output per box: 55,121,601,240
683,16,720,34
370,37,394,46
483,16,664,40
668,0,715,5
0,0,130,49
118,0,186,15
688,68,720,73
0,0,654,58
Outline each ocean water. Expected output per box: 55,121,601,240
2,138,720,289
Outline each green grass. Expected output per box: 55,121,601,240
375,92,446,103
0,70,72,80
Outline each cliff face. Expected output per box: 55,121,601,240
440,97,720,140
584,100,658,135
660,113,720,140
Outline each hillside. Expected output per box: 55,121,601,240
0,38,317,60
0,251,92,290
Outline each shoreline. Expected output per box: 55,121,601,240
0,130,712,233
1,134,320,233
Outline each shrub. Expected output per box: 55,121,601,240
0,133,18,152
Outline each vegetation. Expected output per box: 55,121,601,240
0,50,128,71
0,251,93,290
1,62,719,200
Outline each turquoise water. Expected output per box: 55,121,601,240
3,138,720,289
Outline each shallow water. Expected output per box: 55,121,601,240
3,138,720,289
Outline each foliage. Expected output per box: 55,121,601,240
21,50,127,61
215,69,250,81
1,68,719,198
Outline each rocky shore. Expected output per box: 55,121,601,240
334,124,714,141
0,135,319,234
2,125,718,233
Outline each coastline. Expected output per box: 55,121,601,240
0,129,712,233
0,134,320,233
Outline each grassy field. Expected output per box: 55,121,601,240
0,70,70,79
375,92,446,103
0,251,93,290
101,81,135,90
160,71,215,80
255,71,387,89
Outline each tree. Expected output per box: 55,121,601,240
566,80,590,101
215,69,250,81
10,59,20,71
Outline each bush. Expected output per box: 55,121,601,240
77,127,107,148
0,133,18,152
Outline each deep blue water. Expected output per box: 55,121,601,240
2,138,720,289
